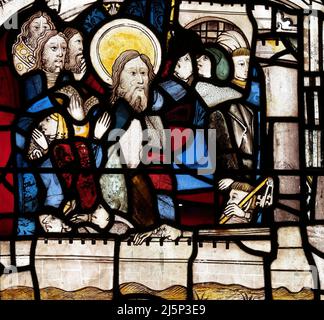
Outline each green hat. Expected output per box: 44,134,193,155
206,47,231,81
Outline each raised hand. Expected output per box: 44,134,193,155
68,94,85,121
74,57,87,81
94,112,111,140
32,129,48,150
223,203,247,219
218,178,234,190
29,149,43,160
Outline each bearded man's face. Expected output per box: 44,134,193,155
118,56,149,113
66,33,84,73
42,35,67,73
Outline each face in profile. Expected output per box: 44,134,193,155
91,204,110,229
227,189,248,205
42,35,67,73
28,16,51,48
233,55,250,81
197,54,212,78
40,214,69,233
38,116,58,137
67,32,84,72
174,53,193,82
119,56,149,112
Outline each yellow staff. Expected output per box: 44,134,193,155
219,177,269,224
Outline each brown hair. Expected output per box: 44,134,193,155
63,27,80,42
32,30,67,71
231,181,254,193
232,47,250,57
63,28,82,70
231,181,257,212
110,50,155,104
13,11,55,50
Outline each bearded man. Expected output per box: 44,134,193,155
99,49,171,229
110,49,153,114
64,27,84,77
64,27,104,94
23,30,70,102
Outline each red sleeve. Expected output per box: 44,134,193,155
84,73,105,95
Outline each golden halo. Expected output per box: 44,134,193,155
90,19,162,85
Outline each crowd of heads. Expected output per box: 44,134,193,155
13,10,252,94
13,11,85,76
167,27,251,87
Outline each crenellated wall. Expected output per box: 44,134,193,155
35,239,115,292
0,226,321,299
193,240,266,290
119,237,193,290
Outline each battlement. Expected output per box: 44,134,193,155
1,227,318,298
192,229,271,289
0,229,271,295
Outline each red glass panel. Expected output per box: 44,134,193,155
149,173,173,191
0,131,11,167
0,218,14,236
177,191,215,204
0,31,8,62
5,173,13,187
0,111,15,126
0,183,14,213
179,204,215,226
0,66,20,109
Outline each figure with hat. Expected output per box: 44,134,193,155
152,27,217,227
195,44,244,172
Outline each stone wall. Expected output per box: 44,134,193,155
193,241,266,289
35,239,115,291
0,227,321,298
119,237,193,290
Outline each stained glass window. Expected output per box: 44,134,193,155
0,0,323,305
